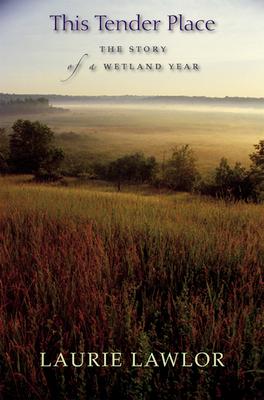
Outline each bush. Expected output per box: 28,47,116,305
199,158,258,202
96,153,157,191
0,128,9,173
162,145,200,191
249,139,264,195
9,119,64,175
34,170,63,183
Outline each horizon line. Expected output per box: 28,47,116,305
1,93,264,101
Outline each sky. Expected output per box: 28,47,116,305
0,0,263,96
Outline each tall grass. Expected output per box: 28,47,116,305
0,178,263,399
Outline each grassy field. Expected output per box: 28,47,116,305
1,104,264,172
0,176,263,399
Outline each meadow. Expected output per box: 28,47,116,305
1,103,264,172
0,175,263,399
0,103,264,398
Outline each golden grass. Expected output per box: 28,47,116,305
0,177,263,399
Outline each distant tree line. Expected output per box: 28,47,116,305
0,97,67,115
0,97,50,114
0,119,264,201
0,97,49,105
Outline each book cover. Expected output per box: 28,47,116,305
0,0,263,399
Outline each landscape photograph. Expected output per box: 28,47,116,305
0,94,263,399
0,0,264,399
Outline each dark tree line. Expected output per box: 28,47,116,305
0,98,50,115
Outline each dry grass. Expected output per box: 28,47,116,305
0,177,263,399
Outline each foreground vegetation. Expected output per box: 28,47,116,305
0,177,263,399
0,104,263,398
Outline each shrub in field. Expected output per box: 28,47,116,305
96,152,157,191
0,152,8,174
199,158,259,202
34,170,63,183
9,119,64,175
0,128,9,173
250,140,264,169
162,145,200,191
250,139,264,196
198,140,264,202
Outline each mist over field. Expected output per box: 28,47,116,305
1,96,264,173
0,95,263,399
1,0,264,398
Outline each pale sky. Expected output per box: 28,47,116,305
0,0,263,96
